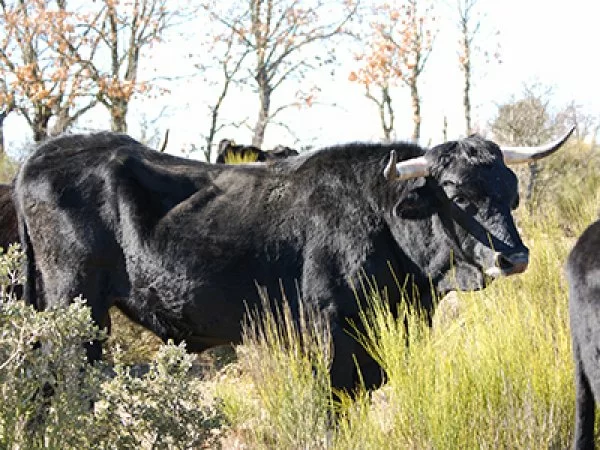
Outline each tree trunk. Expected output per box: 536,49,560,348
442,115,448,142
526,161,539,212
409,78,421,141
32,106,52,142
111,101,128,133
381,86,394,142
205,82,231,162
0,112,6,157
252,87,270,148
462,44,472,135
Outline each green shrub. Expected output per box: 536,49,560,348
0,247,224,449
523,140,600,234
105,308,163,365
0,298,106,448
92,342,223,449
0,153,19,184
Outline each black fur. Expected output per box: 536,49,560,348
0,183,18,252
15,131,532,391
567,219,600,449
0,182,22,299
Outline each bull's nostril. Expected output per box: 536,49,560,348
496,254,513,271
495,252,529,275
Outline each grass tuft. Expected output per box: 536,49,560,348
218,292,335,449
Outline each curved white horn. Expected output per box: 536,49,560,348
384,150,431,181
501,126,576,165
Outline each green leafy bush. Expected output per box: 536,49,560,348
0,247,224,449
0,153,19,184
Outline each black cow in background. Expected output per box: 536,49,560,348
0,183,18,252
14,127,573,391
216,138,298,163
567,219,600,449
0,183,21,299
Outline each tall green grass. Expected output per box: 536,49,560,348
217,293,334,448
336,218,575,448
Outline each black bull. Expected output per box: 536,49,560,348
14,129,573,391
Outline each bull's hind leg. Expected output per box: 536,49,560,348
74,270,114,363
573,340,596,450
39,260,113,363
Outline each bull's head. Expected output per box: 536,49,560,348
383,126,574,292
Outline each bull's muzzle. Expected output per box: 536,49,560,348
493,251,529,276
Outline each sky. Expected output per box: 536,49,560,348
4,0,599,161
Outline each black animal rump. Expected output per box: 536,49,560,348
567,219,600,449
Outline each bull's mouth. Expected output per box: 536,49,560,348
484,266,503,278
484,251,529,278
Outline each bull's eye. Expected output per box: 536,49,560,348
453,195,469,208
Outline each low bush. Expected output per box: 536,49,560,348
0,247,224,449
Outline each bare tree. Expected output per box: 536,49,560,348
491,84,557,146
0,0,98,142
349,32,400,142
491,83,563,208
555,100,597,143
55,0,183,133
456,0,478,136
367,83,394,142
195,23,252,161
350,0,436,141
455,0,500,136
203,0,357,147
136,105,170,150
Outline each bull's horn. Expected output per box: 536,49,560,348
501,126,576,164
384,150,430,181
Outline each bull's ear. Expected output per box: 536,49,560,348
218,139,233,154
393,178,434,219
